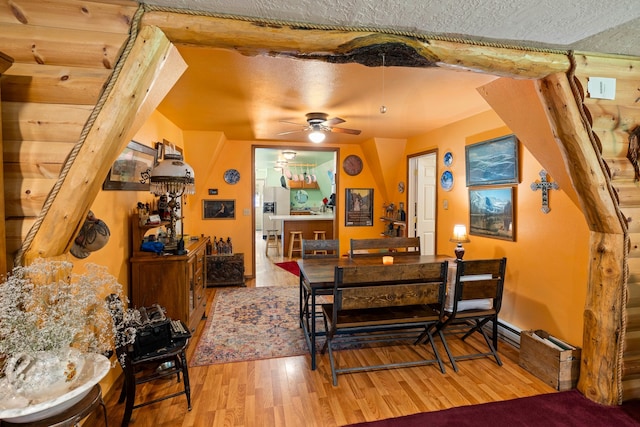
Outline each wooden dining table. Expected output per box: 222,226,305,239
297,254,452,370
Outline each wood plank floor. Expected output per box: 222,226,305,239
90,235,555,426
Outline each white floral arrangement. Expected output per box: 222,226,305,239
0,259,140,367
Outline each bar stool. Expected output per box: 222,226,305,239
288,231,303,258
313,230,327,254
265,229,280,256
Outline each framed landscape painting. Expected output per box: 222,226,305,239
469,187,515,241
465,134,519,186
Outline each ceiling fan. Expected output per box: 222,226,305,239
278,112,361,143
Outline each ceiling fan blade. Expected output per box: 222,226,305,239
330,127,361,135
279,119,306,126
324,117,345,126
277,130,304,136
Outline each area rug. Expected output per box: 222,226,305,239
190,286,308,366
346,390,640,427
275,261,300,276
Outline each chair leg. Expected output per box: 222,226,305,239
179,350,192,410
425,329,446,373
327,338,338,386
121,372,136,427
435,323,458,372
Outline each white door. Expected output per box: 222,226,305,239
409,153,437,255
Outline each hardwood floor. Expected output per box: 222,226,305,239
91,235,555,426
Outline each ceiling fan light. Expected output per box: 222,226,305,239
308,130,326,143
282,150,297,160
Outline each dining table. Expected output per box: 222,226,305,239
297,254,452,370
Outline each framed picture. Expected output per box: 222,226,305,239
103,140,157,191
345,188,373,226
203,199,235,219
469,187,515,241
465,134,519,186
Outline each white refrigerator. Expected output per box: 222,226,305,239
262,186,290,238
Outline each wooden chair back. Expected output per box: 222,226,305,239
301,239,339,259
334,261,447,311
450,258,507,315
349,236,420,258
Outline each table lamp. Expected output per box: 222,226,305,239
142,151,195,255
450,224,470,261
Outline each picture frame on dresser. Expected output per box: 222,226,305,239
203,199,235,219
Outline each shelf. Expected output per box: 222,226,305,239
380,217,406,227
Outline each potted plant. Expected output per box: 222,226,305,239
0,258,139,421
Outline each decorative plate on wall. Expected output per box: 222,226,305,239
444,151,453,167
223,169,240,184
440,170,454,191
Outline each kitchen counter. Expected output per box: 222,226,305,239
269,213,334,221
269,213,335,256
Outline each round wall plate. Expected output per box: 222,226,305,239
444,151,453,167
224,168,240,184
440,170,453,191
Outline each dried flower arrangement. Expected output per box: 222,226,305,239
0,259,139,364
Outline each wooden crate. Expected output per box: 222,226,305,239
518,329,581,391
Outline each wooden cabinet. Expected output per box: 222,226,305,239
129,216,208,332
288,180,319,189
206,253,245,287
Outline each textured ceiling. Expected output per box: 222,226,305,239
142,0,640,166
142,0,640,56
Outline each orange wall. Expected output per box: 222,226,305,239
406,110,589,345
88,107,590,400
181,109,589,345
71,110,183,396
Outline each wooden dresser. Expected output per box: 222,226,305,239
129,217,209,332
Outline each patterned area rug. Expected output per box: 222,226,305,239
190,286,308,366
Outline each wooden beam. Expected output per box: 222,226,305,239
1,63,112,104
141,11,570,79
22,25,187,262
2,101,92,141
536,72,624,405
0,0,138,33
0,23,128,68
0,50,12,274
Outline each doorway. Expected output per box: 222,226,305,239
252,146,338,279
408,151,437,255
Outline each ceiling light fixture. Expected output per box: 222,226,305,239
282,150,297,160
308,128,326,143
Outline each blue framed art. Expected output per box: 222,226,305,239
465,135,519,186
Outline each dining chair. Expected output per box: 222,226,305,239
430,257,507,372
301,238,339,259
349,236,420,258
300,239,339,333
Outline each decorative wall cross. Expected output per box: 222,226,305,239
530,170,559,214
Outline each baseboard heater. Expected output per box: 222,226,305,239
485,320,522,349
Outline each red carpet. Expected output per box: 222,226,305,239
346,390,640,427
275,261,300,276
